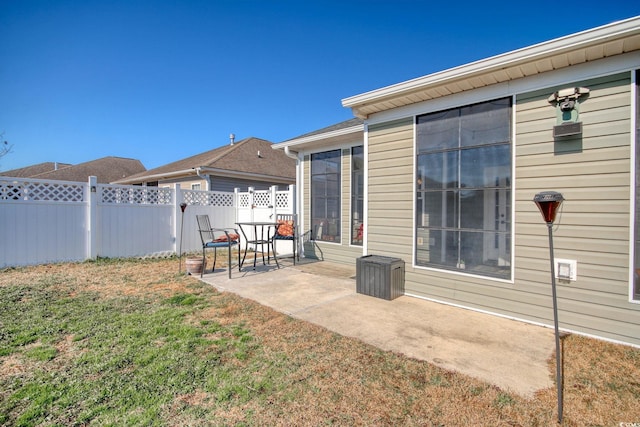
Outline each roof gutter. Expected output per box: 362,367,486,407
197,166,295,183
113,168,195,184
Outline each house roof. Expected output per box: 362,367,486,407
0,157,144,183
342,16,640,119
0,162,73,178
31,157,145,183
273,118,365,151
115,136,295,184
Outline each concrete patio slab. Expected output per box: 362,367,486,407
199,260,556,398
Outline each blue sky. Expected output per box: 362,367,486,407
1,1,638,172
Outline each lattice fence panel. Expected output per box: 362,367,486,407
0,179,84,202
210,192,234,207
101,185,172,205
183,190,235,207
275,191,289,209
146,188,173,205
253,190,271,207
238,193,250,208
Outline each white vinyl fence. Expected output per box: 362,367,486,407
0,176,294,268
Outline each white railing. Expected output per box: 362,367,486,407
0,176,295,268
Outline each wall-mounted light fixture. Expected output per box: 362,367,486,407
547,87,589,138
533,191,565,424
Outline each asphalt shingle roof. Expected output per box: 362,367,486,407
0,162,72,178
119,137,295,183
1,158,146,183
34,157,146,183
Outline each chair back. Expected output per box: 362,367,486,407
275,213,297,237
196,215,215,244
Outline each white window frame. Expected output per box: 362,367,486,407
414,97,514,281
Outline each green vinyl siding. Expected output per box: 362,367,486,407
367,118,414,261
514,72,639,345
367,72,640,346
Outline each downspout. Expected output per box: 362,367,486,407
194,167,210,191
284,146,303,256
284,146,302,214
284,146,299,161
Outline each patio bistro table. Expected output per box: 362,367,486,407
235,221,280,270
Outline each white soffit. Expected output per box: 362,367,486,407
342,16,640,119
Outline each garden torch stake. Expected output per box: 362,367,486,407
533,191,564,424
546,220,563,424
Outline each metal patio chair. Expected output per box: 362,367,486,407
196,214,240,279
273,213,299,264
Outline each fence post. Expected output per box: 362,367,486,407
174,184,182,256
270,185,278,218
289,184,296,215
86,176,98,260
234,187,239,224
248,187,255,223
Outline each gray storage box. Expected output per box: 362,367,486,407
356,255,405,300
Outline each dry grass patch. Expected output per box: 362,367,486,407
1,257,639,426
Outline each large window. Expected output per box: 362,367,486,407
351,146,364,245
416,97,512,279
311,150,341,243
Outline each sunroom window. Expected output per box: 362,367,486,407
311,150,341,243
416,97,512,279
351,146,364,246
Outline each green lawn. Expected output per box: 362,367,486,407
1,270,264,425
1,258,639,426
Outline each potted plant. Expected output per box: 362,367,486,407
185,256,205,275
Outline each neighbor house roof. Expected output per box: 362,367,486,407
34,157,145,183
342,16,640,118
115,136,295,185
273,118,364,151
0,162,72,178
0,157,145,183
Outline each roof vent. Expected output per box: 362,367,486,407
229,133,235,145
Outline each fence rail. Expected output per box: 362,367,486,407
0,176,294,268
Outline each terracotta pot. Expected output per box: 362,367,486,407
185,257,205,275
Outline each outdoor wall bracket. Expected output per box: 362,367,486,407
548,87,589,138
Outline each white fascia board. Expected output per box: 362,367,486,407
342,16,640,109
366,50,640,125
198,167,294,183
272,124,365,149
